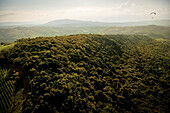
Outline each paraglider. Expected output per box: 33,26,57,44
150,12,156,19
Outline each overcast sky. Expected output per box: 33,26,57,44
0,0,169,23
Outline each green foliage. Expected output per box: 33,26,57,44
1,34,170,113
0,43,15,52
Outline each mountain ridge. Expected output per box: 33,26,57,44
43,19,170,27
0,19,170,28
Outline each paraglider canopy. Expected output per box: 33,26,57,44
150,12,156,19
150,12,156,15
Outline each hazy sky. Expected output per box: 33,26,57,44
0,0,169,23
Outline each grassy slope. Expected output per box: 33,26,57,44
0,43,15,51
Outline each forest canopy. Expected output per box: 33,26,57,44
1,34,170,113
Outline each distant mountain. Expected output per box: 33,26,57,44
43,19,110,27
43,19,170,27
0,19,170,28
0,19,170,42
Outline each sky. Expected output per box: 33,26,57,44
0,0,169,23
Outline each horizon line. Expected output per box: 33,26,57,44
0,19,170,24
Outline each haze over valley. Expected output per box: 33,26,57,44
0,19,170,42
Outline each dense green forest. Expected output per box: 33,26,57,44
0,34,170,113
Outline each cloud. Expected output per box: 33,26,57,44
0,0,169,23
0,12,15,17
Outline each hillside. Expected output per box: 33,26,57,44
0,34,170,113
1,19,170,28
43,19,106,27
43,19,170,27
0,25,170,42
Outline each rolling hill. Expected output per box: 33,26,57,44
1,19,169,28
43,19,170,27
0,34,169,112
0,25,170,42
